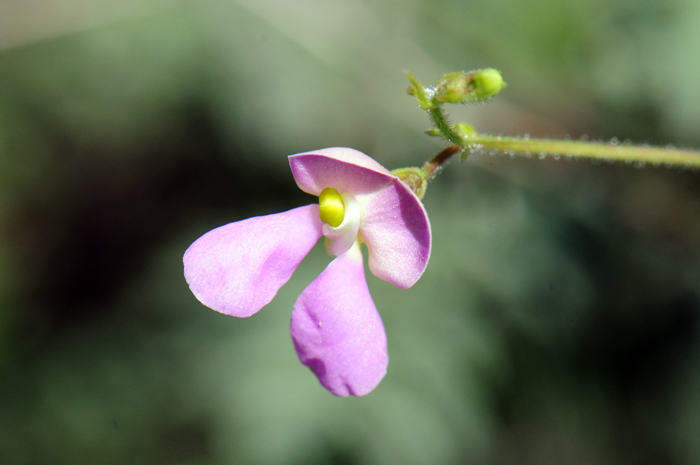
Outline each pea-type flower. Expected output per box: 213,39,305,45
184,147,431,396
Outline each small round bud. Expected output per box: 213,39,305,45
472,68,506,100
455,122,476,138
319,187,345,227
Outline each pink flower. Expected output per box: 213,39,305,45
183,148,431,396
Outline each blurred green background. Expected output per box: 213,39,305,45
2,0,700,464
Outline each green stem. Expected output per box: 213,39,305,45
465,135,700,168
429,107,463,146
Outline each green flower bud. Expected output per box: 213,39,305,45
471,68,507,100
433,69,506,104
433,72,470,103
455,122,476,138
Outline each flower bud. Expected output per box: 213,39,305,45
433,72,471,103
471,68,507,100
455,122,476,138
433,69,506,103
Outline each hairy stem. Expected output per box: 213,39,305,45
429,107,463,146
465,135,700,168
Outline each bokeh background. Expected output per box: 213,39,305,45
2,0,700,464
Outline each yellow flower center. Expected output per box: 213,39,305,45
319,187,345,227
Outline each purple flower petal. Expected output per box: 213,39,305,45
289,148,431,289
290,147,395,197
184,205,323,318
360,178,431,289
290,242,388,396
